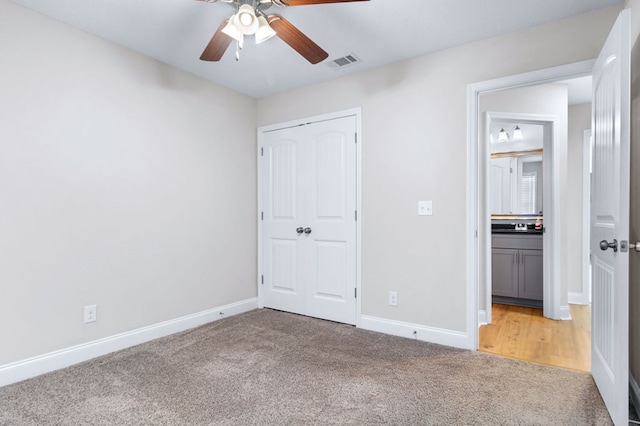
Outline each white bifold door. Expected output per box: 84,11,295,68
260,115,357,325
591,10,629,426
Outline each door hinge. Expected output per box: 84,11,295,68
355,210,358,221
261,147,264,157
261,211,264,221
355,133,358,144
261,275,264,285
355,288,357,298
510,167,513,173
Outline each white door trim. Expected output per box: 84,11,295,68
483,112,559,325
466,60,595,350
582,129,593,305
257,107,363,326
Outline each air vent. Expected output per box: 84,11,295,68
327,53,361,70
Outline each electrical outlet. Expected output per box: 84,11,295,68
389,291,398,307
418,201,433,216
84,305,97,323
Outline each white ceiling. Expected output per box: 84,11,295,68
10,0,623,98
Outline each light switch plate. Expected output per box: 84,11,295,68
418,201,433,216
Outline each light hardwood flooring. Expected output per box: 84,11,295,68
479,303,591,372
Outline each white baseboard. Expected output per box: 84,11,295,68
359,315,470,350
478,310,488,326
568,292,588,305
0,298,258,388
631,371,640,417
559,304,572,320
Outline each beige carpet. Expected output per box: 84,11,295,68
0,309,611,425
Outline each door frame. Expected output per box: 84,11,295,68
466,60,595,350
483,112,558,324
582,129,593,305
256,107,363,325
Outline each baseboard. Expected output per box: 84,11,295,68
359,315,470,350
568,292,587,305
631,371,640,417
559,304,572,320
0,297,258,388
478,310,488,326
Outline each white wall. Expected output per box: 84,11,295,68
0,1,257,366
479,84,569,314
258,6,620,334
567,103,592,299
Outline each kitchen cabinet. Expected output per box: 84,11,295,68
491,234,543,306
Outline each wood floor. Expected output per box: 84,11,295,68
479,303,591,372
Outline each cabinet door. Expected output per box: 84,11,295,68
518,249,543,300
491,248,519,297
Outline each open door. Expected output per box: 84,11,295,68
591,10,630,425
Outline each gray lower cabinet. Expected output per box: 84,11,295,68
492,234,543,302
518,249,543,300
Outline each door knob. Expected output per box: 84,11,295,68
620,240,640,252
599,239,618,252
304,227,312,235
296,227,304,235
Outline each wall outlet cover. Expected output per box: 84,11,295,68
84,305,97,323
418,201,433,216
389,291,398,307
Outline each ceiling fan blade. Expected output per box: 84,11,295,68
277,0,369,5
267,15,328,64
200,18,233,62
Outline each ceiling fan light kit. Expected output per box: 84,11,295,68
198,0,370,63
235,4,259,34
255,15,277,44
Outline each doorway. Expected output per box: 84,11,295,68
483,112,556,323
476,82,593,370
465,59,595,351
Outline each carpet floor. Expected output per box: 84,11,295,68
0,309,612,425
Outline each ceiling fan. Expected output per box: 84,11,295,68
198,0,370,64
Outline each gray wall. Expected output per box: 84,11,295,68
0,0,257,365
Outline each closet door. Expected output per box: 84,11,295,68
262,130,304,316
261,115,357,325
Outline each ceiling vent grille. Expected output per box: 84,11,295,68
327,53,361,70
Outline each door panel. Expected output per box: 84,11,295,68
312,240,347,299
590,10,629,425
315,133,346,219
270,239,298,293
270,141,297,219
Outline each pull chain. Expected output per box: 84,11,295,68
235,34,244,61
